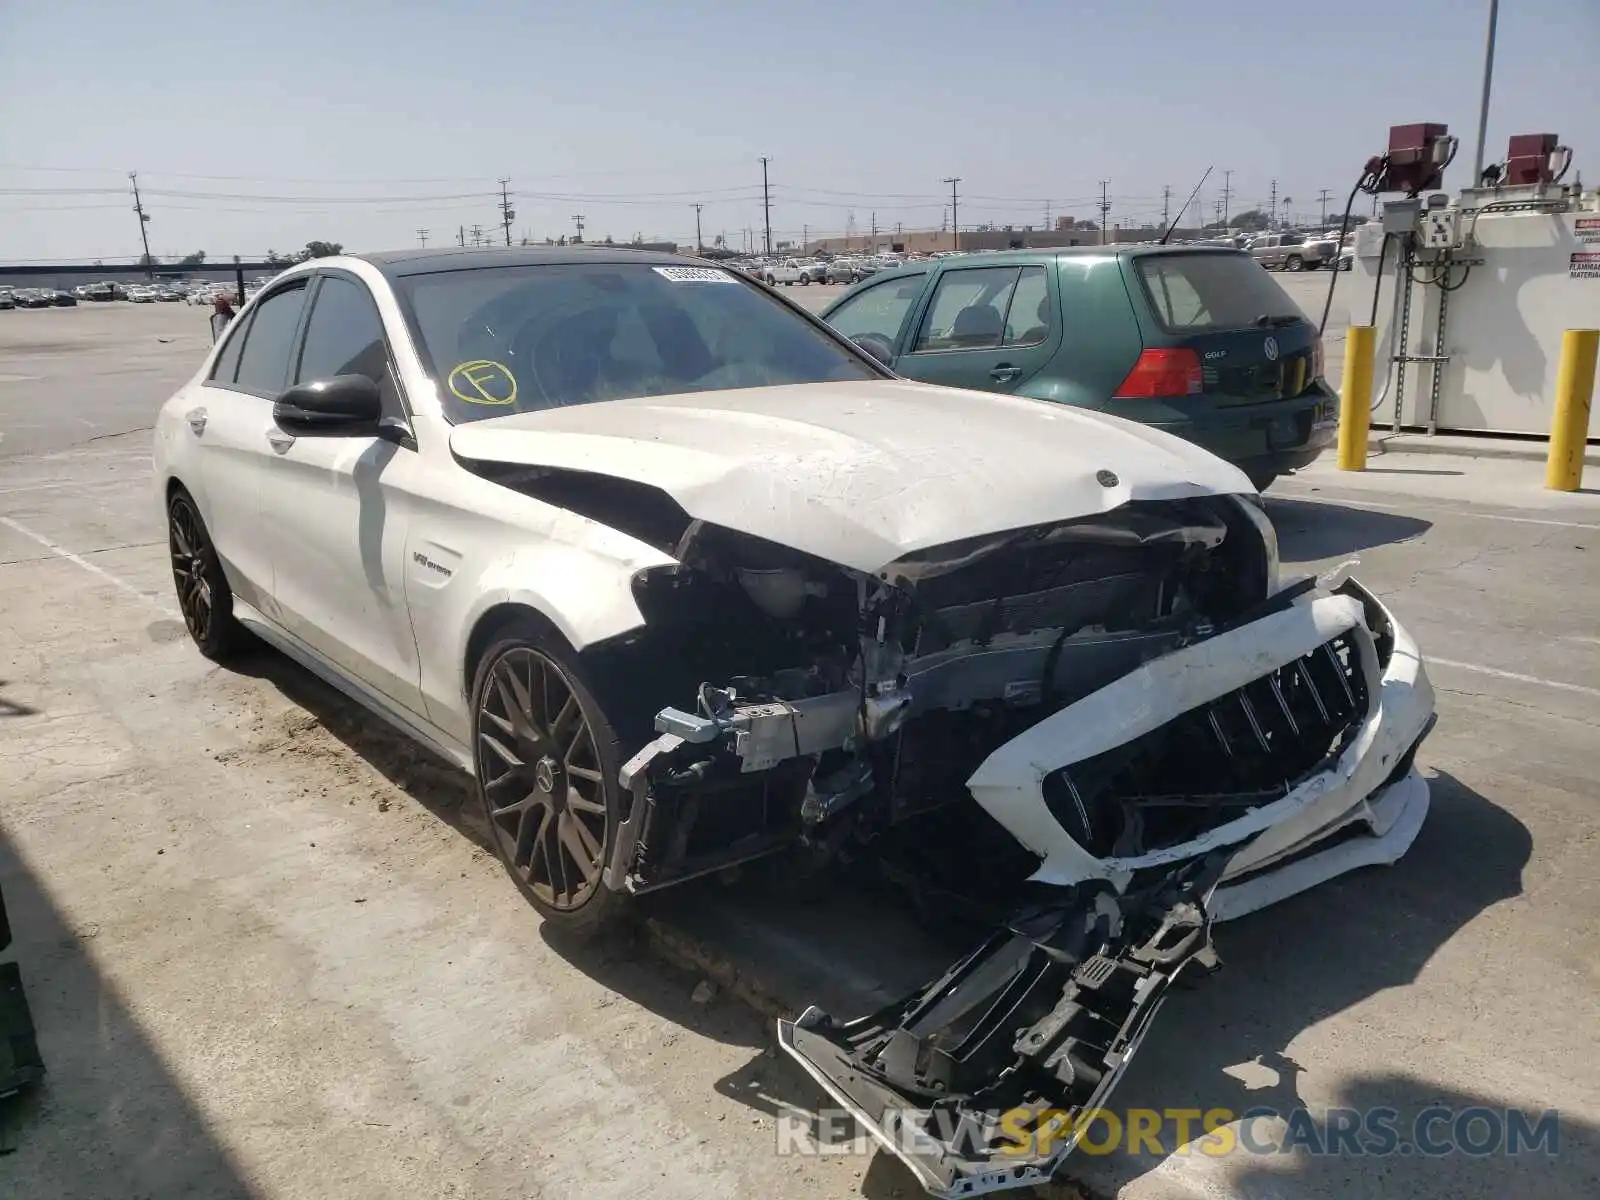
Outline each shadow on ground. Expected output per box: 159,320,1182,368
1266,495,1432,560
0,832,255,1198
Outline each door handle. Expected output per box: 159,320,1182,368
266,430,296,453
990,364,1022,383
185,407,208,436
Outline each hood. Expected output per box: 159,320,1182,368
448,380,1254,574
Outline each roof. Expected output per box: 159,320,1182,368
939,244,1247,265
355,245,696,278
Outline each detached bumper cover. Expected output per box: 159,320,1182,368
778,578,1435,1197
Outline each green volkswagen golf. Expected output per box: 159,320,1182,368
820,246,1337,490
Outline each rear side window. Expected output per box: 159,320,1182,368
234,282,309,394
1003,266,1052,346
1135,253,1304,333
209,314,251,384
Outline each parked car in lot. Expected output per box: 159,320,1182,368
1245,231,1334,271
0,289,13,310
826,259,861,284
153,245,1434,1198
48,289,78,307
10,288,50,308
821,245,1337,490
761,258,826,286
127,285,157,303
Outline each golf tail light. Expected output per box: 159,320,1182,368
1114,348,1204,399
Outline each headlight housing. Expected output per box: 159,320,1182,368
1234,494,1281,595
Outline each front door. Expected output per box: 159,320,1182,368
257,272,425,717
893,263,1060,393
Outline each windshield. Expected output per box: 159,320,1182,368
1134,252,1306,332
400,262,878,422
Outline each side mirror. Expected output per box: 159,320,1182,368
273,374,382,435
851,333,896,368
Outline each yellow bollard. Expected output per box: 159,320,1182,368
1547,329,1598,492
1337,325,1376,471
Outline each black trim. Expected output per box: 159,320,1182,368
295,267,419,445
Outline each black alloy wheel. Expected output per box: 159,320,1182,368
473,634,625,933
168,489,246,660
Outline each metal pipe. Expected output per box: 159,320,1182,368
1471,0,1500,183
1547,329,1598,491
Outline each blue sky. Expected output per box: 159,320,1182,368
1,0,1596,261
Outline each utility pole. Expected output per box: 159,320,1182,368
499,179,515,246
1222,169,1233,229
870,210,877,248
1161,184,1172,229
1317,188,1332,229
1044,199,1051,230
458,225,465,247
943,177,961,250
1269,179,1278,227
1098,180,1111,246
129,171,153,277
416,228,429,247
470,224,485,247
760,156,772,256
694,203,703,253
1472,0,1501,182
572,214,585,243
802,222,808,252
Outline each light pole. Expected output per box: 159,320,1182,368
1472,0,1501,182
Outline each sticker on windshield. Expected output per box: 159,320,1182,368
448,360,518,406
652,266,737,284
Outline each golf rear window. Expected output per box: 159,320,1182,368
1134,252,1304,333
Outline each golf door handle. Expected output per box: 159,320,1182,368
265,430,296,453
990,364,1022,383
185,407,208,436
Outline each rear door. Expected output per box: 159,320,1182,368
184,277,312,615
1129,251,1322,407
893,262,1060,393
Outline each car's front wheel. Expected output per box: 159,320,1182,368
168,487,248,661
471,622,628,939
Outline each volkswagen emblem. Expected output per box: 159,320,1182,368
1096,469,1119,488
1263,336,1280,362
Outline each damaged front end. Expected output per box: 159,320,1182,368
572,488,1433,1196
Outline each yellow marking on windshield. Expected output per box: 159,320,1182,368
448,360,518,406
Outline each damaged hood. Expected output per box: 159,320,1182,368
448,380,1253,573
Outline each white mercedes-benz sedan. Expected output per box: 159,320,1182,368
152,247,1435,1198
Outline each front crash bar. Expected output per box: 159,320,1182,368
777,854,1228,1198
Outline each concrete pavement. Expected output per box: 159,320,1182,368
1,299,1596,1200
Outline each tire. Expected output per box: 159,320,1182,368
471,620,630,939
1285,255,1304,272
167,487,248,661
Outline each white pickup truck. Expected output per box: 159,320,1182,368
762,258,827,286
1246,232,1335,271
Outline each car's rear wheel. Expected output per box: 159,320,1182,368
471,624,628,939
1285,255,1304,272
168,488,248,661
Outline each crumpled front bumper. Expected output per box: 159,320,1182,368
778,578,1436,1198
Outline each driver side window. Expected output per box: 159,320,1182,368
294,275,403,419
824,275,925,347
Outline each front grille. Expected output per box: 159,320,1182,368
1044,631,1370,856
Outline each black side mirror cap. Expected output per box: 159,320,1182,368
851,333,896,368
274,374,382,435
